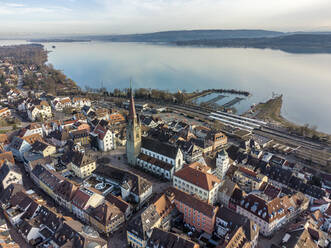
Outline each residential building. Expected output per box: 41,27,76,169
237,192,309,237
72,97,91,108
0,162,23,191
70,129,90,146
69,151,96,178
173,162,221,205
0,217,19,247
147,228,199,248
0,107,11,118
30,140,56,157
0,151,15,166
88,200,125,234
109,112,125,125
71,187,105,222
51,97,72,111
278,221,325,248
106,193,132,219
27,101,52,121
233,166,268,192
204,149,231,180
126,203,161,248
50,219,107,248
30,164,65,200
215,206,259,248
22,133,43,145
19,123,43,137
178,140,203,163
153,192,175,231
208,131,227,151
16,219,41,244
93,165,153,206
48,129,69,147
53,179,78,212
73,121,90,132
8,137,31,161
170,187,218,234
91,123,116,151
218,179,240,207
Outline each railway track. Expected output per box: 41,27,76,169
167,104,329,152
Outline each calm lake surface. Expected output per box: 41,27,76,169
1,40,330,133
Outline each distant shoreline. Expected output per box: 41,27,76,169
29,39,91,43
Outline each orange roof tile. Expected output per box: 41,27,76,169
22,134,43,145
175,162,220,191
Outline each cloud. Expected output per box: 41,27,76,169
5,3,25,7
0,0,331,34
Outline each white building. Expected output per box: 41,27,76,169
91,124,116,152
173,162,221,205
71,188,104,222
27,102,52,121
218,179,239,207
69,151,96,178
72,97,91,108
136,137,184,180
236,193,309,237
215,149,230,180
0,107,11,118
19,123,43,138
0,162,23,191
51,97,72,111
8,137,32,161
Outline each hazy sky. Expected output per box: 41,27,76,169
0,0,331,35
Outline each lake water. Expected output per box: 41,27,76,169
1,40,330,133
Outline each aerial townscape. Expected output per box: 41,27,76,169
1,0,331,247
0,42,330,248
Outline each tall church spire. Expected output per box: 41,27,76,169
129,81,136,120
126,80,142,166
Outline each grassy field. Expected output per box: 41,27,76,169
255,95,285,123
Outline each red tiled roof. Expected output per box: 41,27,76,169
174,162,220,191
239,167,257,177
239,194,291,223
93,124,109,140
0,107,9,114
71,189,91,209
138,153,173,171
0,151,15,165
22,134,43,145
0,134,9,144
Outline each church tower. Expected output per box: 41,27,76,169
126,86,141,166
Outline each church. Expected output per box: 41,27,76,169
126,88,184,180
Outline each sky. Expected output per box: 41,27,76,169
0,0,331,35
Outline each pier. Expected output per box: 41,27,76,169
222,97,244,108
187,88,251,103
204,95,227,105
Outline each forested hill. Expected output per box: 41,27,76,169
0,44,47,65
84,29,284,42
174,34,331,53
